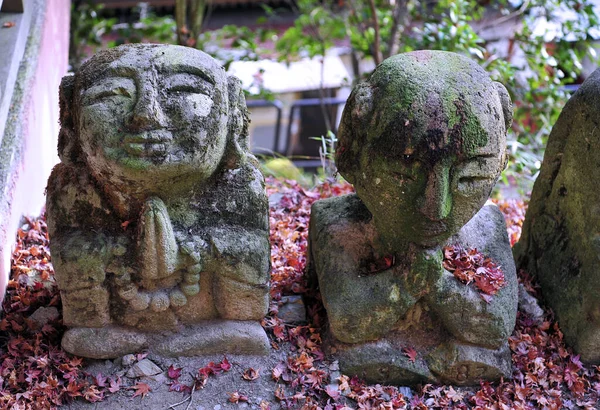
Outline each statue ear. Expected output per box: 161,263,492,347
351,82,374,122
494,81,513,133
224,75,251,168
57,75,81,165
336,82,373,185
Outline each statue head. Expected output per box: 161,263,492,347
58,44,250,204
337,51,512,249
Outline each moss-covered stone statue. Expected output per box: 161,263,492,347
514,68,600,364
46,44,270,359
308,51,518,385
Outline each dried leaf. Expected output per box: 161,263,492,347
242,367,260,381
227,391,249,403
130,382,151,399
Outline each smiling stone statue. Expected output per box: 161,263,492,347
308,51,518,385
46,44,270,358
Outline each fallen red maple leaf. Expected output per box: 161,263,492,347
108,376,121,393
220,356,232,371
130,382,151,399
167,364,182,380
402,346,418,363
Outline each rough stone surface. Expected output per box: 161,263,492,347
278,295,307,324
46,44,270,358
332,338,437,385
427,341,512,384
121,354,136,367
518,284,545,325
29,306,59,328
154,320,270,356
125,359,162,378
514,68,600,363
62,327,148,359
309,50,517,385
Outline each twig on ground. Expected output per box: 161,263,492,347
167,384,196,410
185,384,196,410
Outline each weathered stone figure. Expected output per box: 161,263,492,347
46,44,270,359
515,69,600,363
308,51,518,385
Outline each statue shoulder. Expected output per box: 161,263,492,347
451,204,516,279
192,161,268,231
311,193,371,228
309,193,373,250
46,163,112,234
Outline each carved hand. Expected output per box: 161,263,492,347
177,234,207,297
137,197,178,280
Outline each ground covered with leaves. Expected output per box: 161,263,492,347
1,180,599,409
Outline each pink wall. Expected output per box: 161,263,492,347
0,0,70,303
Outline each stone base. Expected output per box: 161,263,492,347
330,335,512,386
62,320,270,359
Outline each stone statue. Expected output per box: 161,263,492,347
514,68,600,363
46,44,270,359
308,51,518,385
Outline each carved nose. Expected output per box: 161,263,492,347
420,164,452,221
128,89,167,131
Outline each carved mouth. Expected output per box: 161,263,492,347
123,130,173,157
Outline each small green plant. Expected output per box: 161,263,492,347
311,131,338,181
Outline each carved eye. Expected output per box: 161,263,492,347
167,84,206,94
390,157,422,183
165,73,212,95
92,87,132,100
82,78,136,106
455,155,499,194
457,175,493,192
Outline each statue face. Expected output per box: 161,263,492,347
338,51,510,250
353,109,504,249
76,45,229,189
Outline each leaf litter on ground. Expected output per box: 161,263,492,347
1,179,599,409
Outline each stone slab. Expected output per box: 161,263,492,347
61,321,270,359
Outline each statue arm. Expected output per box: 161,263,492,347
426,205,518,348
173,162,270,320
46,164,127,327
309,196,420,343
198,164,271,320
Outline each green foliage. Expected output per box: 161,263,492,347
251,0,599,190
69,0,599,190
261,157,313,187
111,5,176,47
275,0,346,60
69,1,116,70
412,0,485,59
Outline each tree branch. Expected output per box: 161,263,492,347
175,0,187,46
368,0,382,65
385,0,409,59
